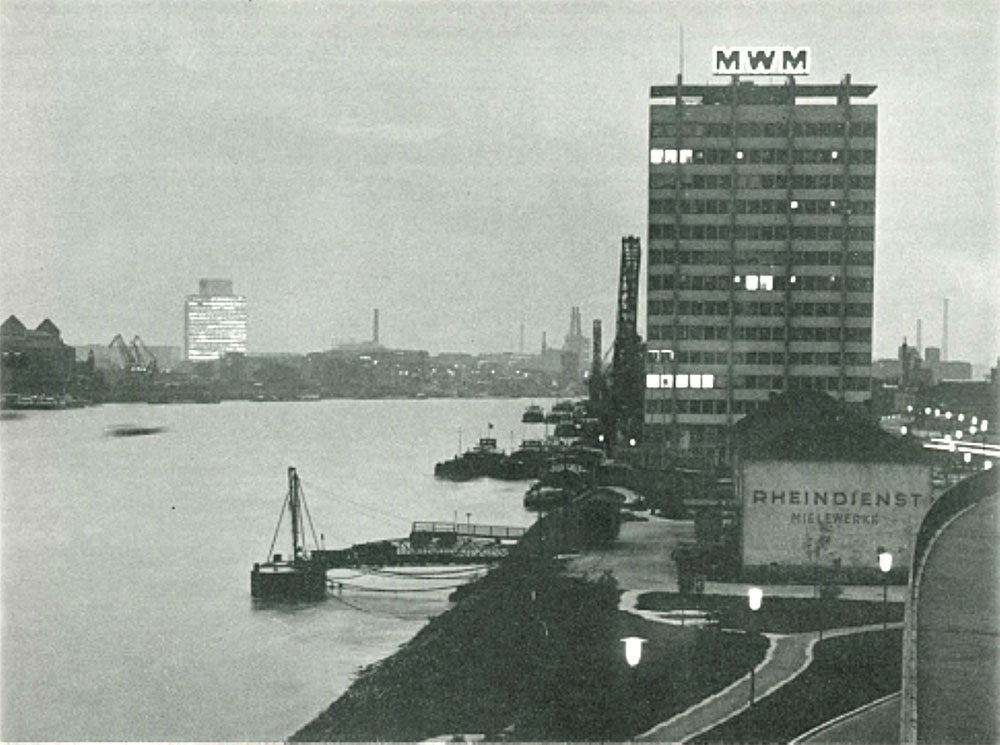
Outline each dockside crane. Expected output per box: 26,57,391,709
109,334,155,375
130,336,158,375
609,235,645,443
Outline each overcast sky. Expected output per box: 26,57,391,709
1,0,996,366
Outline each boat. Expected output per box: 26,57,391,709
434,436,507,481
106,424,166,437
521,404,545,423
250,467,328,600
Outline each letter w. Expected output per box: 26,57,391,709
747,50,776,71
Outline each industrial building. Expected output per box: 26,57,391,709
644,73,877,466
184,279,248,361
733,392,930,581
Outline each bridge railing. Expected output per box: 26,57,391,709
410,521,527,540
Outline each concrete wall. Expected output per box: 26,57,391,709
739,459,932,573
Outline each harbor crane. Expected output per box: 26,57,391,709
109,334,156,375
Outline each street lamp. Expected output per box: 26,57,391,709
747,587,763,706
878,549,892,632
622,636,646,667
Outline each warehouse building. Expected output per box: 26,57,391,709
733,391,930,582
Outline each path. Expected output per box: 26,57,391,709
617,590,902,743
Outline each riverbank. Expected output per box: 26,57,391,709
291,508,768,741
291,551,767,741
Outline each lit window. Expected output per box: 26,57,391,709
663,149,678,164
679,149,693,164
831,150,839,159
650,149,664,164
760,275,774,291
690,374,702,389
790,275,797,284
736,150,744,160
830,200,837,209
676,374,689,389
734,275,742,284
646,373,661,389
662,374,673,388
746,275,760,291
703,374,715,389
790,200,799,210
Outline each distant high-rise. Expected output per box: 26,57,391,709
645,72,877,464
184,279,247,361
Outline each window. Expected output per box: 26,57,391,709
650,148,664,165
679,149,693,164
646,373,661,389
675,374,689,389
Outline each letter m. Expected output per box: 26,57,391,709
715,48,741,73
747,49,776,72
782,48,809,74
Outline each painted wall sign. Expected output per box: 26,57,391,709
740,460,932,570
712,46,811,76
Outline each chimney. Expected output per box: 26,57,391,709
942,298,949,361
917,318,922,356
541,332,547,354
373,308,380,345
519,323,525,355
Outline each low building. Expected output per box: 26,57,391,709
733,391,931,581
1,315,76,395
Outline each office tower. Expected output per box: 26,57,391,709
184,279,248,361
645,73,877,464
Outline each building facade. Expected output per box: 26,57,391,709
645,74,877,465
184,279,248,361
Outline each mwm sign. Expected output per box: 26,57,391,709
712,46,811,76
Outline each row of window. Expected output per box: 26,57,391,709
649,198,874,215
648,325,872,342
647,300,873,317
648,253,876,288
650,148,876,166
650,263,871,291
649,224,875,241
648,349,870,366
650,173,877,191
650,121,878,139
646,373,716,389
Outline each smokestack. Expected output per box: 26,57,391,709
373,308,379,345
591,319,602,377
519,323,524,355
917,319,922,357
542,332,547,354
942,298,949,361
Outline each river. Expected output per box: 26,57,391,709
1,398,548,741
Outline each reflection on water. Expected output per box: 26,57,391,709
1,399,544,741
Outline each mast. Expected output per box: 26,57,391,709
288,466,303,562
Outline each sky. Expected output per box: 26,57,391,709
1,0,997,366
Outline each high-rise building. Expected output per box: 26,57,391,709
184,279,248,361
645,73,877,465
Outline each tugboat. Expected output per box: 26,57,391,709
521,404,545,423
251,467,328,600
434,436,507,481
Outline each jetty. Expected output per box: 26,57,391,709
313,521,526,569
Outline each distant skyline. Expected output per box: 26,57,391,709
2,0,997,365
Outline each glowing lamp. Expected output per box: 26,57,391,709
963,453,972,464
900,425,908,436
878,550,893,574
629,438,636,447
748,587,763,611
622,636,646,667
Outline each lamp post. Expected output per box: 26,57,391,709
747,587,762,706
622,636,646,668
878,549,892,632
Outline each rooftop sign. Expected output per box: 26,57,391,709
712,46,811,76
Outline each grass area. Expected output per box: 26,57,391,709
697,629,902,743
637,591,903,633
291,557,768,742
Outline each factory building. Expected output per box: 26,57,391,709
644,70,877,466
733,391,930,581
184,279,248,361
